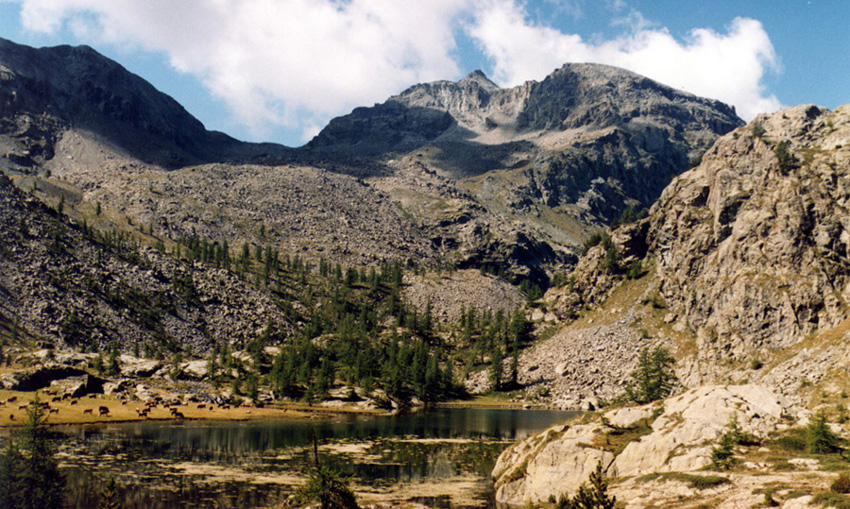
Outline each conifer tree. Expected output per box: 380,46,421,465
556,461,615,509
625,347,677,403
17,394,66,509
807,409,841,454
98,476,121,509
491,347,503,392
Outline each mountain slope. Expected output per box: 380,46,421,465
1,39,742,287
0,37,289,168
537,104,850,404
0,171,292,354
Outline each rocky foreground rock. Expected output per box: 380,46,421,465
492,385,807,507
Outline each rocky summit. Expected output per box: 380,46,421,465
0,38,742,286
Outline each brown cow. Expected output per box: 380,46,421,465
82,408,93,415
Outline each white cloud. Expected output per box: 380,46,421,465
12,0,781,142
467,0,781,119
15,0,469,140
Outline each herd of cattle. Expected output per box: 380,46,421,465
1,392,239,422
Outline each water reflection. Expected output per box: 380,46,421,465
57,408,577,508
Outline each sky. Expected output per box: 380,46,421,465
0,0,847,148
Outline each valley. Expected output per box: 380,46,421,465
3,35,850,508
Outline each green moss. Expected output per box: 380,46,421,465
594,417,653,456
662,472,731,490
813,491,850,508
637,472,730,490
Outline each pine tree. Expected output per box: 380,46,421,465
98,476,121,509
17,394,66,509
557,461,616,509
625,347,677,403
490,347,503,392
0,439,24,508
807,409,841,454
297,430,360,509
710,432,735,470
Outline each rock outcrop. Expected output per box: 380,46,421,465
649,105,850,362
492,385,800,506
542,104,850,398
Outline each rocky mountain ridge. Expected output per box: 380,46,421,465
0,37,290,169
0,38,744,287
310,63,743,238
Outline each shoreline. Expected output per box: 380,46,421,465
0,389,560,430
0,389,391,430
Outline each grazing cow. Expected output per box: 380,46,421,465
51,396,62,403
49,408,58,414
83,408,93,415
0,401,5,407
121,401,127,406
172,411,185,419
70,399,78,405
88,394,96,399
18,405,27,410
197,404,206,409
7,397,17,403
98,406,110,416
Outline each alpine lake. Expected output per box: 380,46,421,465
53,407,577,508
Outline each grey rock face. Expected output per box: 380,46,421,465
649,105,850,365
0,37,290,168
547,104,850,393
309,64,742,226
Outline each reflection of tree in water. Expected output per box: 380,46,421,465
53,409,574,507
365,438,505,480
62,467,294,509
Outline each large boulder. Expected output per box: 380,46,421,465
50,373,104,397
180,360,208,380
119,356,164,377
492,385,800,506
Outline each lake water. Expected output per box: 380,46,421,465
55,408,577,508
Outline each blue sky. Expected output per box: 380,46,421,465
0,0,847,147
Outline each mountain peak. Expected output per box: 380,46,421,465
459,69,499,92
